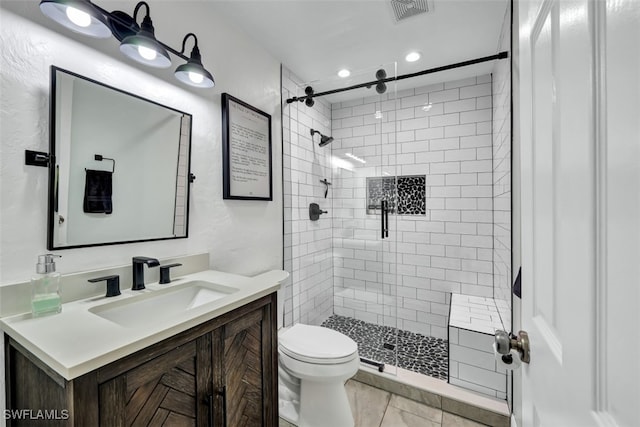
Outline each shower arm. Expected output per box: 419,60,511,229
286,51,509,104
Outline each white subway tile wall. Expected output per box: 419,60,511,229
331,75,495,339
282,67,334,327
448,294,507,399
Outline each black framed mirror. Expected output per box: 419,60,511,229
47,66,192,250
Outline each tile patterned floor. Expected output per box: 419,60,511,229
279,380,490,427
321,315,449,380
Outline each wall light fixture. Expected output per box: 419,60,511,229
39,0,215,88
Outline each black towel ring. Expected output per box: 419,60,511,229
94,154,115,173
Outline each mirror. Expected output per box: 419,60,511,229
47,66,192,249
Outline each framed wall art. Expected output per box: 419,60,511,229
221,93,272,200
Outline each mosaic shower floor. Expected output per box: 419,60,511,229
320,315,448,380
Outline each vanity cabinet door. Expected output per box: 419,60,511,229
211,302,277,427
99,340,210,426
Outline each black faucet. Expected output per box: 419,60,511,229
132,257,160,290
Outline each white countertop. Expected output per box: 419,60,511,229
0,269,283,380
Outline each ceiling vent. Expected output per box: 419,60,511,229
389,0,431,23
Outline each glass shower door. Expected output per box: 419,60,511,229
311,62,400,374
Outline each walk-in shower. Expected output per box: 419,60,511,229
282,49,512,399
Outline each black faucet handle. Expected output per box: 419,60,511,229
88,275,121,297
159,263,182,284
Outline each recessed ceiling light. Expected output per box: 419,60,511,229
338,69,351,78
405,52,421,62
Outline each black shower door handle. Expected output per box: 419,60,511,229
381,200,388,239
384,201,389,238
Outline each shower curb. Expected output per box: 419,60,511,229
354,367,510,427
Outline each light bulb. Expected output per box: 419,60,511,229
188,72,204,84
66,6,91,27
138,45,157,61
338,69,351,78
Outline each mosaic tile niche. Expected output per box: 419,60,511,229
366,175,426,215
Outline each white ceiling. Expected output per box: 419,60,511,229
214,0,509,102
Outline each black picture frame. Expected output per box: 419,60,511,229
222,93,273,200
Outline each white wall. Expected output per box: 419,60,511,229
0,3,282,420
282,66,334,327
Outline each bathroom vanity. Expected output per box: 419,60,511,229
2,269,281,426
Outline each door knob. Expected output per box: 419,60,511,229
495,330,530,364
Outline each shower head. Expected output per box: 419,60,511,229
310,129,334,147
319,134,334,147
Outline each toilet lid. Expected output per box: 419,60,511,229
279,324,358,361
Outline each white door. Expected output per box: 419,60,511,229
518,0,639,425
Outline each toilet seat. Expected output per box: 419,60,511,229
279,324,358,365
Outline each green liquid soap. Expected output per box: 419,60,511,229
31,293,61,317
31,254,62,317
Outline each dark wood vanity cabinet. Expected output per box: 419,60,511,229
5,293,278,427
98,340,201,425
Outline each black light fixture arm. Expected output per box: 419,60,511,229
286,51,509,104
133,1,150,21
180,33,202,62
88,1,190,62
180,33,199,54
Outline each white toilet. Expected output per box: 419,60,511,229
278,323,360,427
252,270,359,426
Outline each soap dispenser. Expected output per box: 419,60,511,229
31,254,62,317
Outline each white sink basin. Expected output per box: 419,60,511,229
89,280,238,327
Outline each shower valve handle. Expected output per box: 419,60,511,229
309,203,327,221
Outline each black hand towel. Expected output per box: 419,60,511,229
84,169,113,214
